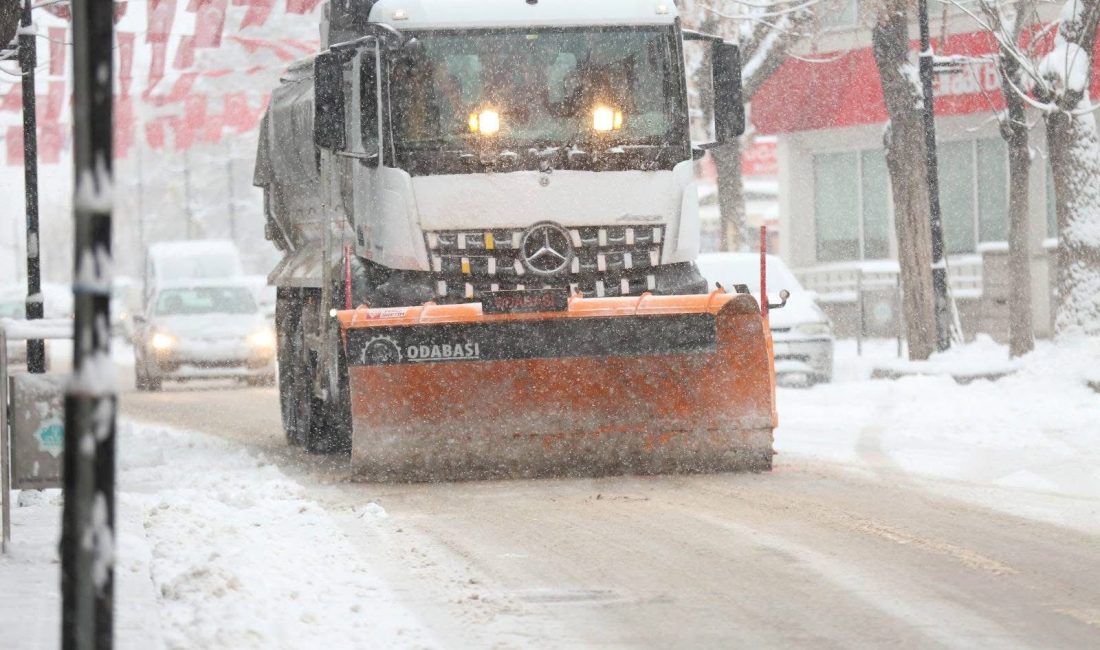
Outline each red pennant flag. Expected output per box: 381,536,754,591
6,125,23,165
147,0,177,44
239,0,275,29
48,27,67,77
145,120,168,150
173,95,208,149
145,42,169,96
229,36,297,61
114,94,135,159
117,32,136,95
37,123,64,164
174,35,196,69
221,92,269,132
286,0,322,14
1,84,21,112
43,81,65,121
193,0,228,48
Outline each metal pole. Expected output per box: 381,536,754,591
62,0,115,645
19,0,44,373
917,0,951,352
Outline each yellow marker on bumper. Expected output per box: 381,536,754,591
461,258,471,275
484,232,495,250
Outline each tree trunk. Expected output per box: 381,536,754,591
1043,0,1100,338
1047,110,1100,337
1000,54,1034,356
713,138,747,251
871,1,938,360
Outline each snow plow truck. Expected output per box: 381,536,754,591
254,0,781,480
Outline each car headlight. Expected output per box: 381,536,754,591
247,328,277,351
796,322,832,337
151,332,175,350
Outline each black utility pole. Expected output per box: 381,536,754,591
62,0,116,646
19,0,44,372
917,0,952,352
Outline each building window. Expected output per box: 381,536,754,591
938,138,1009,254
821,0,859,30
813,149,891,262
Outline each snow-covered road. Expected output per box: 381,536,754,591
4,339,1099,648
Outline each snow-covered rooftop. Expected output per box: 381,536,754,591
368,0,678,30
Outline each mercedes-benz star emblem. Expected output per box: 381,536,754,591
520,222,573,276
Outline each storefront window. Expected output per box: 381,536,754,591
939,140,976,254
861,150,890,259
936,138,1008,253
814,152,859,261
814,149,892,262
977,139,1008,242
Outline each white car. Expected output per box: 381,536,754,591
697,252,834,385
133,281,277,390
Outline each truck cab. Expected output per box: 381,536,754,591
255,0,745,451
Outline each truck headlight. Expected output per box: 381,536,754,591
247,328,277,351
151,332,175,351
468,109,500,135
796,322,832,337
593,106,623,132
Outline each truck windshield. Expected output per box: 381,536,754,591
390,28,682,153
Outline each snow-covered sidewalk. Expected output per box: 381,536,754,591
777,337,1100,535
1,421,431,650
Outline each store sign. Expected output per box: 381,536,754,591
753,28,1100,135
742,140,778,177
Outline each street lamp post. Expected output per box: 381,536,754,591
917,0,952,352
19,0,44,372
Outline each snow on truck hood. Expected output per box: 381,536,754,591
410,169,683,231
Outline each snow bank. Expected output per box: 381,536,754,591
778,337,1100,534
120,421,430,649
1,421,432,650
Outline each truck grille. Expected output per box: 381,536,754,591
424,225,665,302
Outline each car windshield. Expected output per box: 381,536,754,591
390,28,680,151
155,287,257,316
156,255,241,283
696,255,804,294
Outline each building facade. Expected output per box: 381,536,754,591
751,5,1094,339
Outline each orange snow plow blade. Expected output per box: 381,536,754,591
337,291,777,481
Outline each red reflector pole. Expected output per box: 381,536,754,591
760,226,767,317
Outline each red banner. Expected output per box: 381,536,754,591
753,28,1100,135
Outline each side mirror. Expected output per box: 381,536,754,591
314,52,347,150
712,43,745,144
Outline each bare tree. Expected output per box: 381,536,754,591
957,0,1100,337
871,0,938,360
977,0,1036,356
681,0,825,251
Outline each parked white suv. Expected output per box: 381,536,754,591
697,252,834,385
